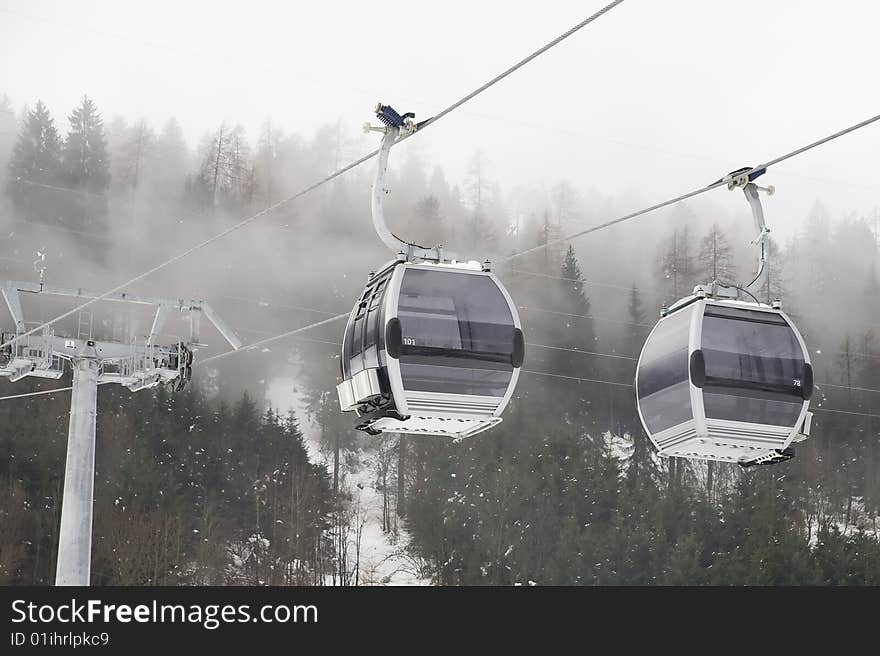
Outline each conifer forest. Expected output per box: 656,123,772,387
1,3,879,587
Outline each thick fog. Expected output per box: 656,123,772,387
0,0,879,386
2,0,880,243
1,0,880,588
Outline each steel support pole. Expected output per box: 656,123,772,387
55,357,99,586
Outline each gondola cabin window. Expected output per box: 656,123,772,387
396,268,516,397
636,306,693,435
342,270,390,379
701,305,806,426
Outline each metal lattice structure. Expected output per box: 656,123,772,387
0,279,241,586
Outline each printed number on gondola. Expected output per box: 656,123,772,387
403,337,416,346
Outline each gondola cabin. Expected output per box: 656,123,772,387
635,295,813,466
337,259,524,438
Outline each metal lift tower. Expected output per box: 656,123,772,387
0,279,241,586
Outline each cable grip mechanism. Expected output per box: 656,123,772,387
363,102,418,137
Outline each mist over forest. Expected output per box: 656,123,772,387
0,90,878,585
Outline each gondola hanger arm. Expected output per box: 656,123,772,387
367,103,451,264
695,167,775,302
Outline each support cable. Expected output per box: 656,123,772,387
0,1,626,353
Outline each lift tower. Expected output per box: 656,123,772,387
0,280,241,586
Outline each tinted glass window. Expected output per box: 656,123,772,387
636,307,693,435
341,311,355,378
398,269,515,353
363,283,385,370
703,388,803,426
640,381,694,435
701,307,805,395
350,308,366,375
401,293,462,349
400,359,512,397
701,305,805,425
397,268,515,397
342,270,392,378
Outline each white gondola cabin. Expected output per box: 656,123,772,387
337,259,523,438
336,103,524,438
636,296,812,466
635,168,814,466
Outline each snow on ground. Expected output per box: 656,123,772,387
267,374,430,586
806,496,880,546
601,430,634,462
343,454,430,586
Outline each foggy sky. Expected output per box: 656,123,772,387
2,0,879,241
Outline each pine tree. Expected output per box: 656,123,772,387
658,226,696,301
469,206,496,248
152,117,188,204
763,235,788,303
195,123,252,210
464,150,498,248
120,120,155,191
198,123,226,208
625,283,648,357
858,330,880,391
698,223,735,283
836,335,855,405
226,124,252,202
539,209,564,270
556,245,595,367
0,93,16,174
795,201,833,298
62,95,110,192
6,100,61,207
465,150,488,210
560,245,592,328
104,115,128,186
862,259,880,331
552,180,581,230
619,282,660,490
552,245,598,422
255,119,281,206
412,195,444,246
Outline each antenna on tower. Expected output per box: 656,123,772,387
33,249,46,291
